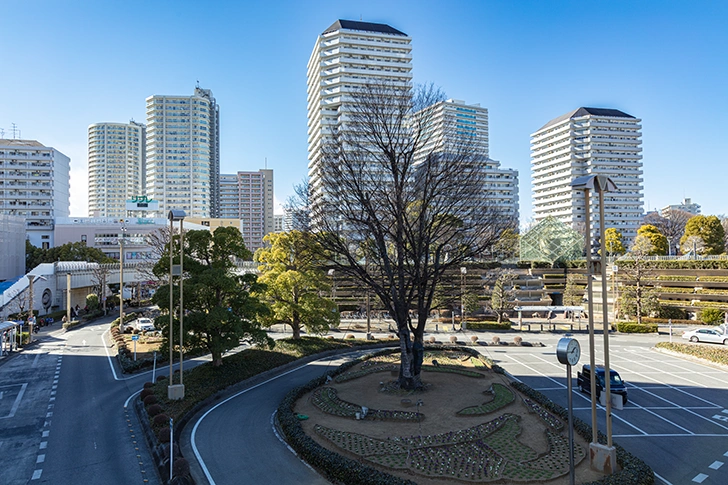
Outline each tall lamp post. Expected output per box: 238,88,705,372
570,174,618,473
460,267,467,330
119,224,127,328
167,210,186,400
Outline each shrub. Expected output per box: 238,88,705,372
616,321,658,333
470,335,478,344
173,458,190,478
143,381,154,389
344,334,355,339
492,336,501,344
143,394,158,406
658,305,688,320
428,336,436,344
699,308,724,325
513,336,523,345
147,404,163,417
449,336,458,344
140,388,154,401
153,413,170,427
467,321,512,331
158,427,171,443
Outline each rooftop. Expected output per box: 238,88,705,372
323,19,407,36
537,107,636,132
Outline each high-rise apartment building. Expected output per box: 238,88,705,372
307,20,413,220
531,107,644,244
219,169,274,252
661,198,700,217
87,121,145,218
145,86,219,218
0,139,70,248
413,99,519,228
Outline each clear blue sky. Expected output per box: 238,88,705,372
2,0,726,225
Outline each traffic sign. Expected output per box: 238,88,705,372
131,335,139,341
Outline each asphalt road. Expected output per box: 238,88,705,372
0,318,161,485
479,331,728,485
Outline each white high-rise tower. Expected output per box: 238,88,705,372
145,87,219,217
530,107,644,244
306,20,412,220
87,121,145,218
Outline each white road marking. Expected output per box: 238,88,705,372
32,352,41,368
708,460,723,469
0,383,27,419
36,454,45,463
654,471,674,485
31,469,42,480
42,431,49,438
692,473,708,483
724,450,728,457
39,441,47,449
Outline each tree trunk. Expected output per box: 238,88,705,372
291,312,302,339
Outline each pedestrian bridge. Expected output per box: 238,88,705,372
0,260,259,320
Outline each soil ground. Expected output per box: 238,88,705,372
295,351,607,485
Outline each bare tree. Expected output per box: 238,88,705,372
312,81,512,389
284,179,313,233
620,235,659,324
643,209,691,255
90,264,112,308
134,226,172,284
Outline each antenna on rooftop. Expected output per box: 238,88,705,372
196,79,200,88
0,128,4,138
10,123,20,139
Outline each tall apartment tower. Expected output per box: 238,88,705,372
531,107,644,244
87,121,146,218
414,99,519,227
0,139,70,248
306,20,413,220
219,169,274,252
145,86,219,217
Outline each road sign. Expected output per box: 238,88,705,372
131,335,139,341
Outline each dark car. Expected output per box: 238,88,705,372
576,364,628,405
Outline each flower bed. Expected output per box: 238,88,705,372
312,387,423,422
523,397,564,431
457,383,515,415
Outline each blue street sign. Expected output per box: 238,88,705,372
131,335,139,341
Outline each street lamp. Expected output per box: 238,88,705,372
460,267,467,330
119,224,127,330
168,209,186,401
570,174,618,473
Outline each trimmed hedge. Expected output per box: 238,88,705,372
279,347,654,485
467,321,513,331
615,322,658,333
656,342,728,366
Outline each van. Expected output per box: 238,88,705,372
576,364,628,405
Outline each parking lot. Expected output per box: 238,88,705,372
480,336,728,485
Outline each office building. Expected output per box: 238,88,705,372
88,121,146,218
0,139,70,248
661,198,700,217
306,19,413,223
145,86,219,218
219,169,274,252
530,107,644,245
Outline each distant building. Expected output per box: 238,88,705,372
661,198,700,217
307,19,412,226
218,169,274,252
0,139,70,248
88,121,146,218
145,86,220,218
274,214,285,233
531,107,644,245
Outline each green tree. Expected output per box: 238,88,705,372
604,228,626,256
680,215,725,255
152,227,270,367
492,228,520,260
621,235,660,323
563,274,585,307
636,225,668,255
26,240,114,272
254,231,339,339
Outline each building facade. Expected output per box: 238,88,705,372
88,121,146,218
661,198,700,217
306,20,413,223
0,139,70,248
145,87,219,218
530,107,644,245
219,169,274,252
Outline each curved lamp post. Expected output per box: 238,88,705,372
570,174,618,473
167,209,186,400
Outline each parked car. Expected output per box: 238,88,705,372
576,364,628,405
682,328,728,345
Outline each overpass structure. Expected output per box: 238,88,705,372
0,260,260,321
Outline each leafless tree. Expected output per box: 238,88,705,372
620,235,659,324
643,209,691,255
311,81,514,389
284,179,313,233
90,264,112,305
134,226,173,284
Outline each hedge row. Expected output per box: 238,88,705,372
656,342,728,366
466,321,513,331
615,322,659,333
278,346,654,485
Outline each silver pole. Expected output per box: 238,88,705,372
179,218,184,387
169,217,174,384
599,186,613,447
567,363,575,485
585,189,598,444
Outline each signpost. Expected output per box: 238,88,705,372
132,334,139,361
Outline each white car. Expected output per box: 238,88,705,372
133,318,156,332
682,328,728,345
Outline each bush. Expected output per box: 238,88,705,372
699,308,724,325
513,336,523,345
615,322,659,333
147,404,163,417
140,388,154,401
143,394,158,406
657,342,728,366
158,427,171,443
466,321,512,331
428,336,436,344
344,334,355,339
449,336,458,344
173,458,190,478
470,335,478,344
492,336,501,344
153,413,170,427
143,381,154,389
657,305,688,320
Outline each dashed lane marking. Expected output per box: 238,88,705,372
708,461,723,470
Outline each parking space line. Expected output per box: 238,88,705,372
709,461,723,469
692,473,708,483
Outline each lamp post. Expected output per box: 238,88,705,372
119,224,127,329
66,273,71,326
167,209,186,400
460,267,467,330
570,174,618,473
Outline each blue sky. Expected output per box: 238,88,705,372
2,0,726,225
